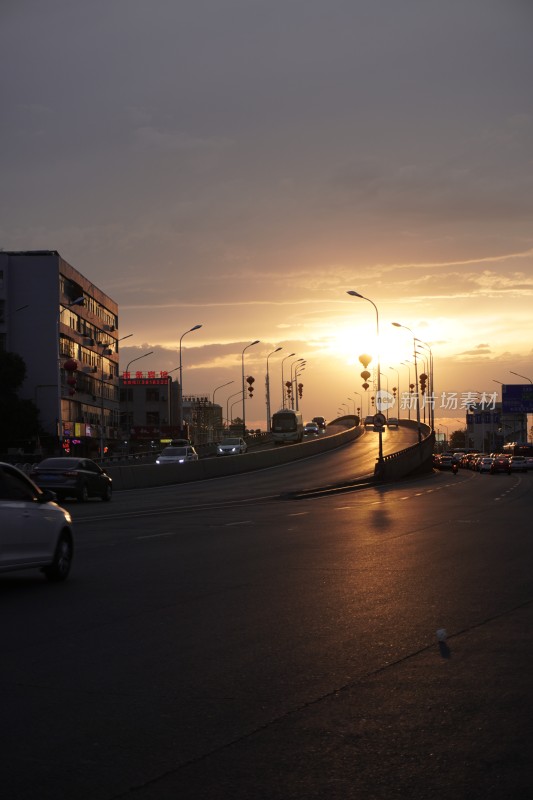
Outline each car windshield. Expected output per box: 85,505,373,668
38,458,81,469
221,439,240,445
162,447,187,456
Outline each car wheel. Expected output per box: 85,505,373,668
44,533,73,582
102,484,112,501
78,484,89,502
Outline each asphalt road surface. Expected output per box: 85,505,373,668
2,433,532,799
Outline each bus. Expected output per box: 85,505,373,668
271,409,304,444
502,442,533,457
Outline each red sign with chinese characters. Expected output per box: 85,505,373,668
122,371,170,385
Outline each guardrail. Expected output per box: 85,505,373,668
375,420,434,480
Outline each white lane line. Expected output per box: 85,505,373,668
288,512,309,517
137,531,177,539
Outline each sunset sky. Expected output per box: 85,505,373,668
2,1,532,433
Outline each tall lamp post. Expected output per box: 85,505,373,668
178,324,202,433
510,370,532,383
231,396,244,428
124,351,154,441
125,352,154,374
415,338,434,431
294,362,306,411
393,322,421,442
415,348,429,426
242,340,260,437
290,358,305,410
347,291,384,469
351,390,362,422
226,389,243,430
212,380,234,440
266,347,282,431
281,353,296,407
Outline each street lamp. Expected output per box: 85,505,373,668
242,340,260,437
281,353,296,407
510,370,533,383
266,347,282,431
294,362,306,411
393,322,421,442
99,333,133,460
125,352,154,374
290,358,305,410
123,351,154,439
415,348,429,426
226,389,243,430
178,324,203,432
348,290,384,468
351,391,362,422
212,381,234,440
231,395,244,427
415,338,434,431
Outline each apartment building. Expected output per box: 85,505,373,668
0,250,120,457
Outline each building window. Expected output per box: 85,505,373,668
146,411,160,425
146,388,160,402
0,299,4,323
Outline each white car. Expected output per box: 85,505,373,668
508,456,528,472
0,462,74,581
156,446,199,464
217,438,247,456
478,456,494,473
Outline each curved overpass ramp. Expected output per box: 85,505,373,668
105,418,431,491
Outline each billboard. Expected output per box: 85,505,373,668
502,384,533,414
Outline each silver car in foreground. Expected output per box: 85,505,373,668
0,462,74,581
